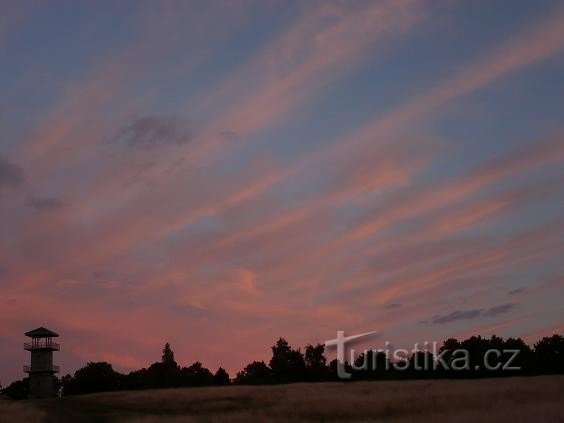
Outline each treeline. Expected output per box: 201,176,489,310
2,334,563,399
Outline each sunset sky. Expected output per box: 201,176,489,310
1,0,563,385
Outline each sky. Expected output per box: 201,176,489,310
0,0,563,385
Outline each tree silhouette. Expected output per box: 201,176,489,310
0,378,29,400
62,362,121,395
304,343,328,381
327,358,353,381
534,334,564,374
501,337,532,374
269,338,306,383
213,367,230,385
15,332,560,397
162,342,177,367
408,351,434,378
235,361,272,385
179,362,214,386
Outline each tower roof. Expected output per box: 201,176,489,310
24,327,59,338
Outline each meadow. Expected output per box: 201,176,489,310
1,375,563,422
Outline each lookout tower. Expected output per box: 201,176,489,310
24,327,60,398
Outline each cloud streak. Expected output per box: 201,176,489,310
430,303,517,324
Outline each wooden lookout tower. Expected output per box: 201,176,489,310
24,327,60,398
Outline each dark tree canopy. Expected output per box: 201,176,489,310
62,362,121,395
0,378,29,400
269,338,306,383
304,343,329,381
534,334,564,374
234,361,272,385
179,361,214,386
4,333,562,399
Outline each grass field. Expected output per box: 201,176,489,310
1,375,563,422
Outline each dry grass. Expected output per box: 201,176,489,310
2,375,563,422
0,400,46,422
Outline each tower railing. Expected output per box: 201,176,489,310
23,364,60,373
24,341,60,351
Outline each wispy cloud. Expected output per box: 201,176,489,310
484,303,517,317
431,303,517,324
116,115,192,147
